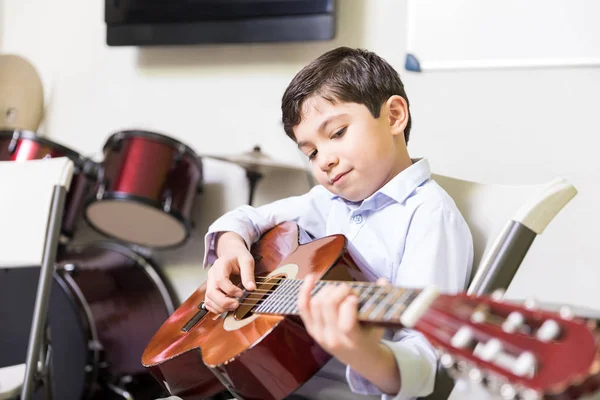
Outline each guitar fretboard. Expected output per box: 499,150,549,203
253,279,420,324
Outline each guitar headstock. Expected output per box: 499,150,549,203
415,293,600,399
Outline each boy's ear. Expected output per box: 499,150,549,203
385,95,409,137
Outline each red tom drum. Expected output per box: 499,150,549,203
85,130,203,249
0,129,97,241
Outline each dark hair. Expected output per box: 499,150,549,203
281,46,412,143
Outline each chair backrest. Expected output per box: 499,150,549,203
0,157,74,268
431,173,577,294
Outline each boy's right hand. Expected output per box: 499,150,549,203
204,232,256,314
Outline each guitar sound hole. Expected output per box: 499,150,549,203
233,275,284,320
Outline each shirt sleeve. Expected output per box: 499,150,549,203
347,202,474,399
202,185,332,268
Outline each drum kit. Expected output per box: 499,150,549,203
0,55,308,400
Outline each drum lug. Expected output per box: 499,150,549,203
111,132,124,151
63,263,77,273
162,189,173,212
59,262,82,277
83,158,99,180
97,183,106,200
59,234,70,246
88,339,104,351
173,144,186,165
7,131,20,153
94,163,106,200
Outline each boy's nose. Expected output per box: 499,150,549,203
318,152,338,171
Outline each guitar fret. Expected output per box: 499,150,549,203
281,280,300,315
383,289,413,320
391,290,420,322
359,285,387,317
356,284,373,307
254,279,420,327
271,280,288,314
263,294,277,314
368,288,403,321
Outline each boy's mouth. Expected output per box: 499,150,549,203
330,170,350,185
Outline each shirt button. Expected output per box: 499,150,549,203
352,214,363,224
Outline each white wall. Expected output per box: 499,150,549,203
2,0,598,311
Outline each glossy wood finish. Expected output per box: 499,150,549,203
142,221,351,399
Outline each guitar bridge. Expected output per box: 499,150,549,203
181,302,209,332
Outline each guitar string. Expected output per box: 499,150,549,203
240,276,382,287
224,285,403,296
213,287,411,309
203,276,411,309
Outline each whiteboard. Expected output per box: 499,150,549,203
405,0,600,72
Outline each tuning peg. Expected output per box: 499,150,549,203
500,383,517,399
536,319,561,342
440,353,471,380
470,309,487,324
481,374,502,392
440,353,463,380
501,311,525,333
524,297,537,309
440,353,455,369
468,368,482,383
512,351,537,377
451,326,474,348
491,289,505,300
559,305,574,320
479,338,503,362
521,389,541,400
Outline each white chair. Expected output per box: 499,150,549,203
421,173,578,400
432,173,577,296
0,157,74,400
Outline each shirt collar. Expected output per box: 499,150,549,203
377,157,431,204
328,158,431,206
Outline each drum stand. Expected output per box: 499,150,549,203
245,169,263,206
21,184,67,400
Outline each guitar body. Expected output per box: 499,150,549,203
142,221,367,400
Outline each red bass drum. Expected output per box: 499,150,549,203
0,241,178,400
54,241,178,399
85,130,203,249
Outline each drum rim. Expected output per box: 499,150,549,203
60,240,178,314
52,270,101,396
0,129,87,165
84,192,193,250
103,129,203,173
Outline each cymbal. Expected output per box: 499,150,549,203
201,146,307,173
0,54,44,131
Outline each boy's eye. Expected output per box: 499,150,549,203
308,150,318,160
332,127,347,138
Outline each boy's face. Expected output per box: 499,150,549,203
295,95,408,202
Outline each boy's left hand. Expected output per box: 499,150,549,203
297,273,388,366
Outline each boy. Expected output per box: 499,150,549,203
203,47,473,400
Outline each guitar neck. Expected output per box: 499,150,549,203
253,279,431,327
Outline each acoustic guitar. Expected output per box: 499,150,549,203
142,221,600,400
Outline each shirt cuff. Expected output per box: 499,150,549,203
202,222,255,268
346,339,436,400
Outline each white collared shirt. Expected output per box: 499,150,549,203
204,158,473,400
